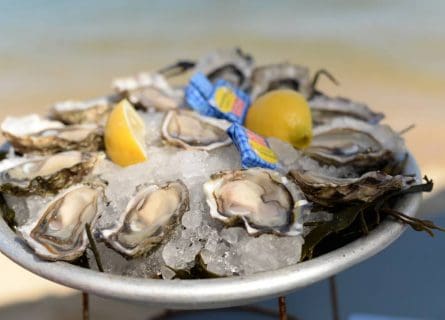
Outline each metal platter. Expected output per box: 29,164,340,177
0,153,421,310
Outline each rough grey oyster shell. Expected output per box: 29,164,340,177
18,184,104,261
309,94,384,126
203,168,310,236
113,73,183,112
161,110,232,151
249,63,312,101
1,115,104,155
290,169,416,207
102,180,190,257
195,48,254,89
304,117,405,169
50,94,120,125
0,151,102,196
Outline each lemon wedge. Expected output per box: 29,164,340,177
105,99,147,167
245,89,313,149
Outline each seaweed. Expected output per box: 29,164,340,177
309,69,340,98
0,192,16,230
301,176,437,261
158,60,196,78
85,223,104,272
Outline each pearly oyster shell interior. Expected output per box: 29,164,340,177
161,110,232,151
304,117,405,169
102,180,190,257
309,94,384,126
204,168,309,236
0,151,101,196
50,95,119,125
1,115,104,155
18,184,104,261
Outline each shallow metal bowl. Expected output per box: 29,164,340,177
0,153,421,310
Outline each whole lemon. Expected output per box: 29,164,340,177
245,89,312,149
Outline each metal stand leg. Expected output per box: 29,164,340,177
151,299,300,320
278,296,288,320
82,292,89,320
329,276,340,320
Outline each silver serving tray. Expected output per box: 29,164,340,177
0,153,421,310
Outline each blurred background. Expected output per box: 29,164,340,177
0,1,444,319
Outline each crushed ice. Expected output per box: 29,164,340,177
4,110,353,279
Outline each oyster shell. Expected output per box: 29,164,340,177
1,115,104,155
18,184,104,261
50,94,119,125
161,110,232,151
0,151,102,196
309,94,384,126
102,180,189,257
113,73,183,112
290,170,416,207
203,168,309,236
304,117,405,169
195,48,254,89
249,63,312,101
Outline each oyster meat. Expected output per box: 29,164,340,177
203,168,309,236
249,63,312,101
195,48,254,89
304,117,405,169
309,94,384,126
113,72,183,112
50,94,120,125
1,115,104,155
0,151,102,196
18,184,104,261
102,180,189,257
290,169,416,207
161,110,232,151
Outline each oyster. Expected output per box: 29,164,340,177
290,170,416,207
0,151,101,196
113,72,183,112
18,184,104,261
50,94,120,125
304,117,405,169
102,180,189,257
161,110,232,151
249,63,312,101
309,94,384,126
1,115,104,155
203,168,309,236
195,48,254,89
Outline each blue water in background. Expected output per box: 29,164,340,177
1,0,445,75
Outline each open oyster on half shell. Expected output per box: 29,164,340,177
0,151,102,196
18,184,104,261
195,48,254,89
290,170,416,207
304,117,405,170
309,94,384,126
161,110,232,151
102,180,189,257
249,63,312,101
113,72,183,112
203,168,310,236
50,94,120,125
1,115,104,155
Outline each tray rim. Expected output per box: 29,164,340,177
0,152,422,310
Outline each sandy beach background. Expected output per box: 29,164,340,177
0,0,444,317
